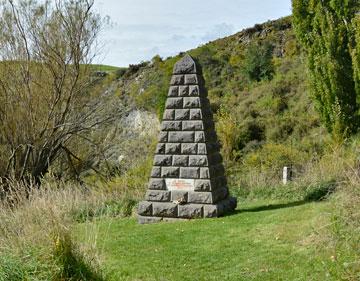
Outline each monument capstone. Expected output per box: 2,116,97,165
138,54,237,224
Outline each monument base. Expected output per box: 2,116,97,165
138,196,237,224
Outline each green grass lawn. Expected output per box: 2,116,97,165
76,200,338,281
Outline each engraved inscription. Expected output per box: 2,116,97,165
166,179,195,191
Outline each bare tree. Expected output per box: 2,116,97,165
0,0,125,183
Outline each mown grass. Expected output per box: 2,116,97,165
75,199,341,281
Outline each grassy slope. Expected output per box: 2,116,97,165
90,64,122,72
116,16,329,196
76,200,338,281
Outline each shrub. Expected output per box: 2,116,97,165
243,143,306,170
0,0,124,183
215,106,240,161
115,68,127,79
236,120,265,151
242,41,275,82
284,38,300,58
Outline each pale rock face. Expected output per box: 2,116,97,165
122,110,160,137
99,109,159,171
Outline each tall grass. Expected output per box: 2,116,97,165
0,179,137,281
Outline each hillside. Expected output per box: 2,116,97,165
1,15,359,281
102,16,328,198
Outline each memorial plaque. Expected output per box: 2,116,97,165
166,179,195,191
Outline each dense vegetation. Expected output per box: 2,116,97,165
292,0,360,137
1,5,360,280
0,0,127,184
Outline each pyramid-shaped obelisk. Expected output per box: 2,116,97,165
138,54,237,224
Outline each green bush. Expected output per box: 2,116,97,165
115,68,127,79
236,120,265,151
243,143,306,170
284,38,300,58
293,0,360,136
242,41,275,82
215,106,240,161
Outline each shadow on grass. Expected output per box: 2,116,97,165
55,232,105,281
237,200,307,214
229,180,337,215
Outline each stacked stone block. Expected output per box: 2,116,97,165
138,54,236,224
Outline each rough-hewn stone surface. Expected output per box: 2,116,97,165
152,202,178,217
171,190,188,202
148,179,166,190
180,167,199,179
138,54,236,223
181,143,197,154
138,201,152,216
194,179,212,191
173,54,197,74
138,216,163,224
172,155,189,166
145,190,171,202
161,167,180,178
168,131,194,143
175,109,190,120
178,204,203,218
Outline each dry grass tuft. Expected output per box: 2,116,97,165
0,179,136,280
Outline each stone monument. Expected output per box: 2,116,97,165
138,54,237,224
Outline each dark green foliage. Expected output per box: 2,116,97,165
304,180,337,202
125,61,150,77
352,16,360,101
115,68,127,79
242,41,275,82
292,0,360,136
236,120,265,150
